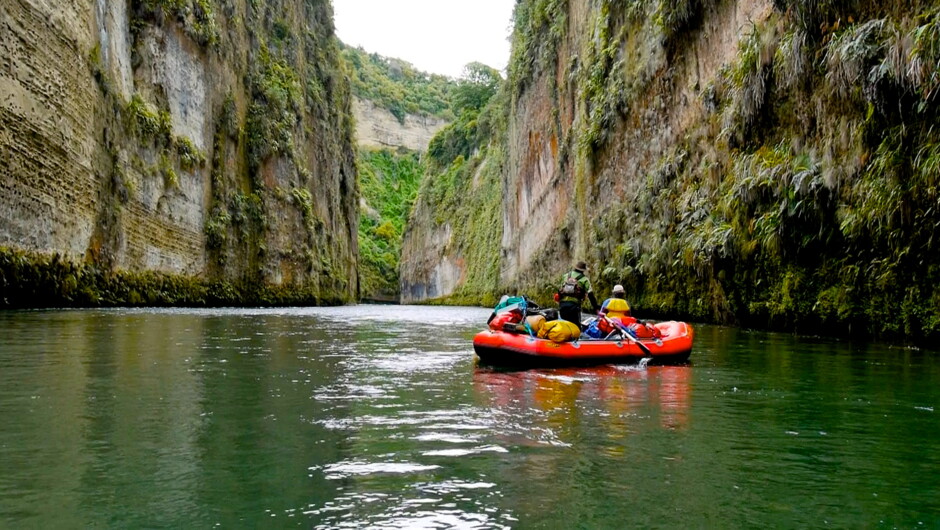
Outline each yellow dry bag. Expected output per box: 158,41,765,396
538,320,581,343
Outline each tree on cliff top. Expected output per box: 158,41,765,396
452,62,502,114
427,62,503,167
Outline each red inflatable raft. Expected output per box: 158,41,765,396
473,321,694,367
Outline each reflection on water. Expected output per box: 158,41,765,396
474,365,692,432
0,306,939,528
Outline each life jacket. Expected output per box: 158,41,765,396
602,298,631,318
558,271,586,302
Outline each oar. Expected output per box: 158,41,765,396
602,315,652,358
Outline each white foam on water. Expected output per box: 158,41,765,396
422,445,508,457
413,433,479,444
316,461,441,479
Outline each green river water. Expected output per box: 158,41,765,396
0,305,938,528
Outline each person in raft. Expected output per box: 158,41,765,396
555,261,600,327
599,284,632,319
600,285,662,339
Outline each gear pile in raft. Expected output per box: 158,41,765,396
473,295,694,367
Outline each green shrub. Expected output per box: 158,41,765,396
127,94,172,142
135,0,219,48
175,136,206,170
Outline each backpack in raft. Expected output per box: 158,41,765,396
583,318,615,339
487,295,527,326
558,272,585,299
493,295,527,314
627,321,663,339
489,310,523,331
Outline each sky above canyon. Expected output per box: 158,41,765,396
333,0,514,79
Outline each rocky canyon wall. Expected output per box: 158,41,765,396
402,0,940,341
0,0,359,306
352,97,447,152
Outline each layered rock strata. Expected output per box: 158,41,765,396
0,0,359,306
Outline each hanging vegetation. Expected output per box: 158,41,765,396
404,0,940,343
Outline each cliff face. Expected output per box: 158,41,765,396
402,0,940,340
343,46,456,302
352,96,447,302
501,0,775,285
0,0,358,305
352,97,447,152
400,99,506,306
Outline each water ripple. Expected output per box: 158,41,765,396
315,461,441,479
2,306,939,529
